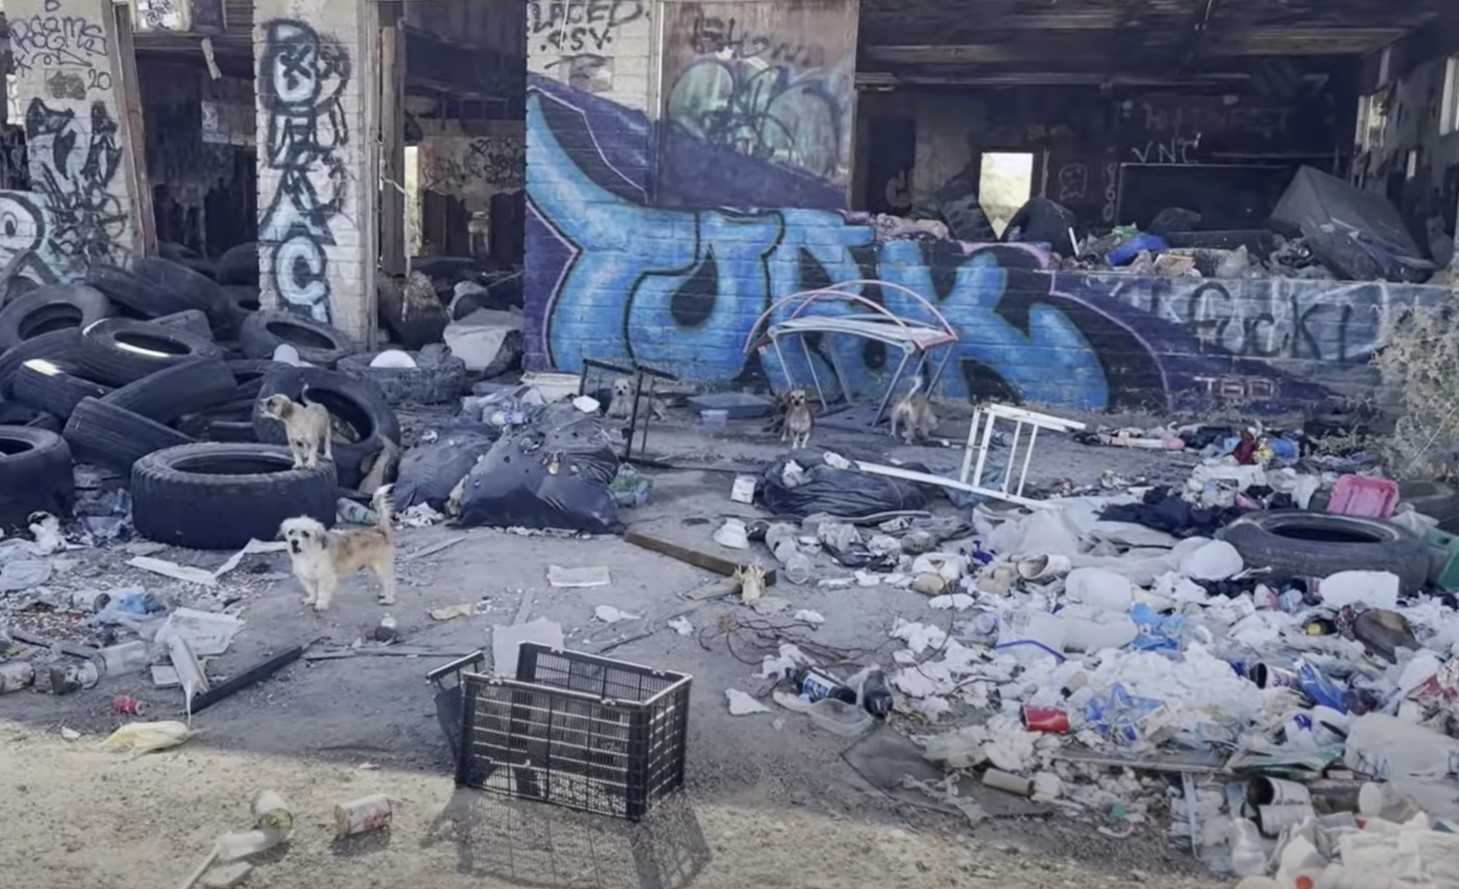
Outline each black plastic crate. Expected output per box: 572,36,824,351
453,643,691,821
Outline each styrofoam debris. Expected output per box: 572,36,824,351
725,689,770,715
1178,540,1245,581
793,609,825,625
370,349,417,369
929,593,975,611
761,643,811,680
593,605,641,623
547,565,611,588
1064,567,1134,611
1319,570,1400,611
891,619,947,654
667,617,694,636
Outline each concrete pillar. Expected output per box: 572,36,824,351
254,0,379,342
5,0,144,277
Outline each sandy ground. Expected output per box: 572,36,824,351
0,412,1229,888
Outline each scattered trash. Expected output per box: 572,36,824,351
128,556,217,587
593,605,641,623
101,720,191,754
713,518,750,549
428,603,474,621
793,609,825,625
491,618,563,677
725,688,770,715
730,475,757,504
668,617,694,636
547,564,611,588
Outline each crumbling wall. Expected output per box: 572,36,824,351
253,1,374,335
3,0,141,277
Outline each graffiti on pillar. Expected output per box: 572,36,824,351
258,20,351,323
24,99,126,268
0,191,63,287
8,11,111,75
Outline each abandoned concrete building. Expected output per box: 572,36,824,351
0,0,1456,415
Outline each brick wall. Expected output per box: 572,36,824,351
3,0,139,282
522,0,1445,415
253,0,374,337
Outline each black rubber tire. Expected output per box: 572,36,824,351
1218,510,1428,593
63,397,195,472
152,309,214,340
77,318,223,386
0,402,62,432
216,242,260,286
102,358,236,424
132,442,337,549
0,283,113,350
0,425,75,526
0,328,81,398
253,366,400,488
336,349,468,405
1398,479,1459,534
132,256,231,334
85,265,192,318
177,397,259,443
220,285,260,338
239,310,355,367
11,358,112,419
228,358,286,394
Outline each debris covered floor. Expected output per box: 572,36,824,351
0,421,1232,889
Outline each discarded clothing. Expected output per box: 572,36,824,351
1099,487,1244,538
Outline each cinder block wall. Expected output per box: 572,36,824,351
521,0,1448,414
253,0,376,338
2,0,140,283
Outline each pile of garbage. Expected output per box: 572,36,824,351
720,435,1459,884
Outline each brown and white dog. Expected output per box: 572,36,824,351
280,486,397,612
781,388,814,449
889,375,938,444
260,392,332,469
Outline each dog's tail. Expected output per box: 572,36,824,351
906,374,925,397
371,483,395,541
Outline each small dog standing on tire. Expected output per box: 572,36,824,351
280,486,397,612
781,388,814,449
889,375,939,444
261,392,332,469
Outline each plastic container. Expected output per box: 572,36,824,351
99,641,150,675
995,609,1067,660
807,697,874,737
1428,528,1459,589
1058,608,1138,652
781,551,813,585
1064,568,1134,611
1327,475,1399,518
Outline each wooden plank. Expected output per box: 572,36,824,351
379,7,407,277
624,528,777,586
111,5,157,257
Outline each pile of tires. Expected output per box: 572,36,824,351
0,253,401,550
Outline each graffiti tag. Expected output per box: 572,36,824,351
25,99,126,268
528,0,644,54
258,20,351,323
687,14,824,68
9,15,109,74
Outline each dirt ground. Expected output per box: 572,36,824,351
0,412,1230,888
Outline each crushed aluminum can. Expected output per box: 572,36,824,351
334,794,392,838
111,695,145,716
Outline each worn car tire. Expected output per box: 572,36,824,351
132,257,231,334
101,358,236,424
178,397,260,443
11,358,112,419
216,242,260,286
63,396,195,472
1218,510,1428,593
239,310,355,367
85,265,192,318
0,402,62,433
78,318,223,386
336,349,468,405
0,283,113,350
0,328,81,398
220,286,261,338
253,366,399,488
152,309,215,340
0,425,75,526
228,358,286,398
132,442,337,549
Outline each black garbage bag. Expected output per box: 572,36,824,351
1002,197,1077,247
395,425,499,509
760,455,926,518
457,403,622,533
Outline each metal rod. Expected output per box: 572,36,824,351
1017,425,1039,497
1002,421,1021,493
960,408,981,484
970,411,996,488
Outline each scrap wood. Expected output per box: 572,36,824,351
8,628,100,660
625,527,778,586
402,537,465,562
188,645,303,714
304,646,474,661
